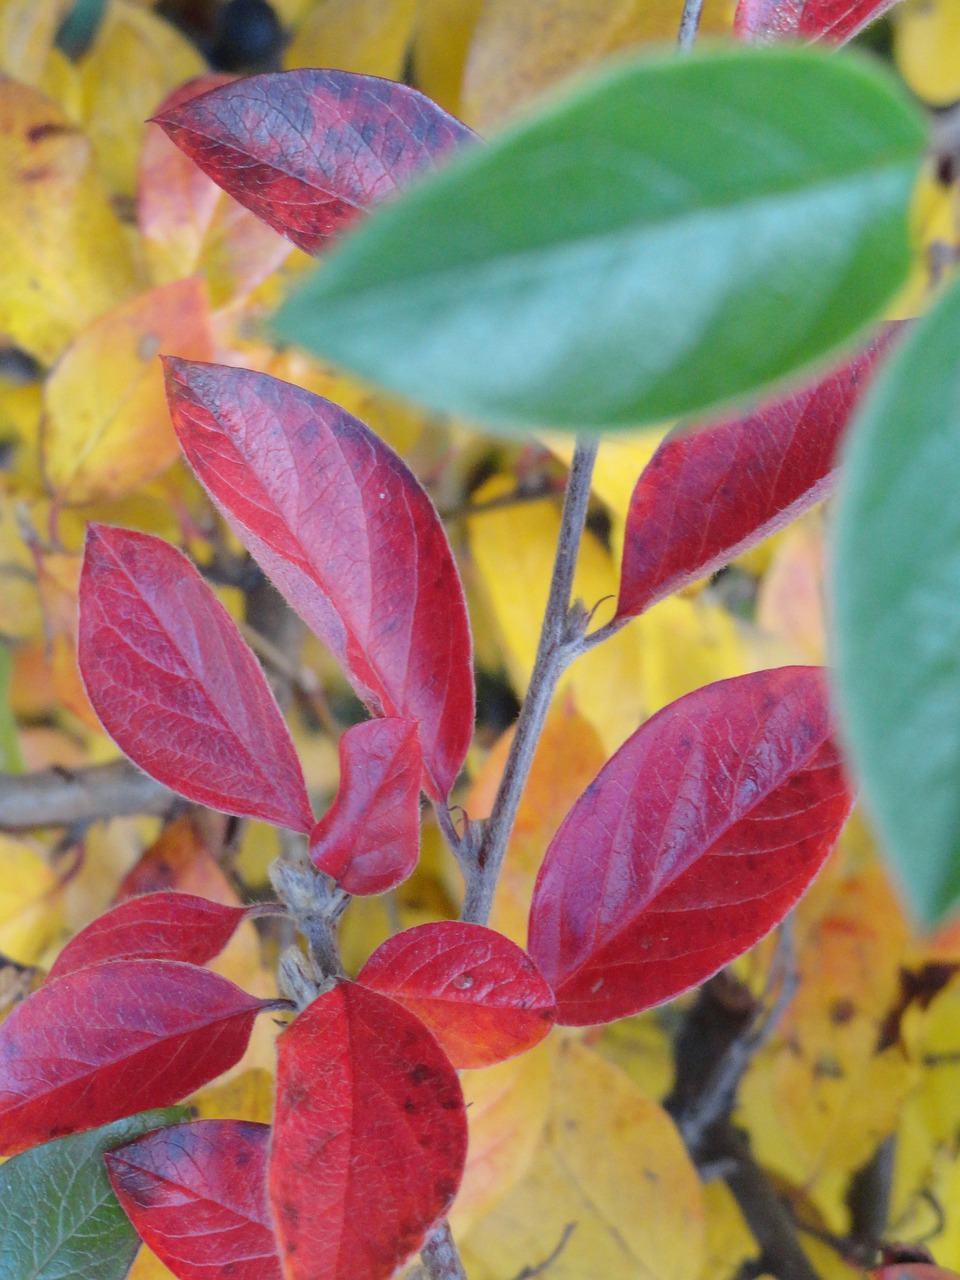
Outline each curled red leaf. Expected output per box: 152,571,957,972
270,980,467,1280
164,359,474,801
0,960,266,1155
528,667,853,1025
78,525,313,832
152,69,476,254
358,922,556,1068
45,892,247,984
310,718,422,895
734,0,899,43
106,1120,281,1280
617,327,901,620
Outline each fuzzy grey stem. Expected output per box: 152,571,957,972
677,0,706,50
462,438,599,925
0,761,176,832
420,1221,467,1280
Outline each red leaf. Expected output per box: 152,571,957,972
78,524,313,832
617,327,900,620
734,0,899,43
528,667,853,1025
874,1270,960,1280
45,893,247,984
164,359,474,801
270,981,467,1280
152,69,476,254
139,76,292,306
357,922,556,1068
0,960,266,1155
310,718,422,895
106,1120,281,1280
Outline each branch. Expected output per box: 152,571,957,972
420,1220,467,1280
677,0,706,50
672,922,797,1151
0,760,175,832
461,438,599,924
705,1124,820,1280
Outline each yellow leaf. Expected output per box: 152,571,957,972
127,1246,177,1280
905,974,960,1150
42,277,215,505
412,0,484,116
37,45,83,121
891,166,960,320
451,1040,553,1235
895,0,960,108
76,0,205,198
189,1067,275,1124
467,476,645,754
461,0,733,132
0,834,63,964
339,822,459,972
756,513,828,665
595,1011,675,1102
285,0,419,79
738,853,916,1195
0,0,71,87
0,490,42,642
0,79,138,364
467,699,607,945
636,593,752,715
461,1038,704,1280
703,1181,760,1280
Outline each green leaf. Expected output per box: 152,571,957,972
273,46,926,434
0,1106,188,1280
832,274,960,925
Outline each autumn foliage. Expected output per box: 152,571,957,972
1,3,960,1280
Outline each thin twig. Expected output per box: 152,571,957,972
239,620,341,739
676,921,797,1151
512,1223,577,1279
677,0,706,50
461,438,599,924
420,1220,468,1280
705,1125,820,1280
0,760,176,832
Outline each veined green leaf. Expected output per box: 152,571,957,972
274,46,926,434
833,273,960,925
0,1107,187,1280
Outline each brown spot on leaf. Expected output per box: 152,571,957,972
26,121,76,144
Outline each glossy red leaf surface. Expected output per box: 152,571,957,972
106,1120,281,1280
0,960,265,1155
528,667,853,1025
734,0,899,43
164,359,474,801
270,980,467,1280
617,327,900,620
45,893,247,984
78,525,313,831
310,718,422,895
357,922,556,1068
153,69,475,254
